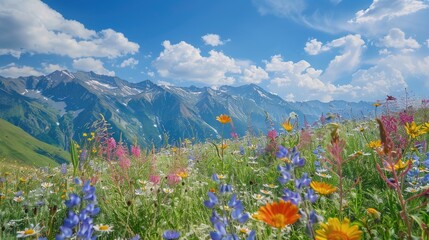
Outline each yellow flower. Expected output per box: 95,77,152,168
316,217,362,240
281,118,293,132
373,102,382,107
421,122,429,133
405,121,425,139
19,177,27,183
83,133,88,137
219,142,228,150
385,159,410,171
255,200,300,229
367,208,381,218
176,171,189,179
216,114,232,124
367,140,382,149
310,181,337,195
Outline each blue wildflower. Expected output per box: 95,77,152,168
204,192,219,209
163,230,180,240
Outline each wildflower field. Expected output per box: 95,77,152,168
1,99,429,240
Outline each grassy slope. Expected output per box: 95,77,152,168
0,118,69,167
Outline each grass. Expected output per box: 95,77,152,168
1,105,429,239
0,118,69,167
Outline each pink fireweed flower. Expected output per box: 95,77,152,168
267,130,277,141
107,137,117,149
399,112,414,125
149,175,161,185
119,157,131,170
131,145,141,158
115,144,126,159
167,173,181,185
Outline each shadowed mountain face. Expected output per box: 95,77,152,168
0,70,374,148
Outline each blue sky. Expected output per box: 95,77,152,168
0,0,428,102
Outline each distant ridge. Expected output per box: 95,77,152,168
0,70,374,148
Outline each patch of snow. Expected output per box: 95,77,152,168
61,70,75,79
87,80,117,90
256,89,271,99
121,85,143,96
153,124,157,128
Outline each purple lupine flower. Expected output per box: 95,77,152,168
305,189,318,203
219,184,232,194
64,194,81,208
275,146,288,159
60,163,67,175
204,192,219,209
163,230,180,240
295,173,311,189
282,188,301,205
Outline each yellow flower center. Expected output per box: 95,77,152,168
327,231,350,240
24,229,35,235
99,225,109,231
271,214,287,229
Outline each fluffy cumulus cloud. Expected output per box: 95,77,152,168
350,0,428,24
72,58,115,76
0,0,139,58
0,63,43,78
241,65,269,83
153,41,240,85
202,34,228,47
41,63,67,74
120,57,139,68
264,55,354,102
304,39,322,55
350,51,429,99
320,34,366,82
380,28,420,49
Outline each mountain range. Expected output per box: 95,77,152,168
0,70,374,149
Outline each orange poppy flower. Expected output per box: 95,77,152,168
254,200,300,229
216,114,232,124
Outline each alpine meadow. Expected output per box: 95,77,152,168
1,0,429,239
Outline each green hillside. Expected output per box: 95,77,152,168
0,118,69,167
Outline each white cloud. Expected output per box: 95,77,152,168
241,65,269,83
0,63,43,78
265,55,335,101
381,28,420,49
304,38,329,55
41,63,67,74
147,71,155,77
153,40,240,85
120,57,139,68
352,66,407,96
427,39,429,48
202,34,228,47
378,49,391,55
72,58,115,76
157,80,174,86
350,0,428,24
320,34,366,82
0,0,139,58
